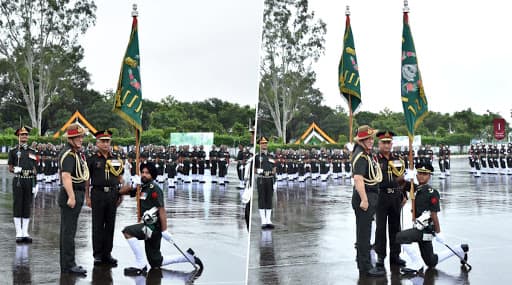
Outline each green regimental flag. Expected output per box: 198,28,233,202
338,14,361,113
401,12,428,138
114,16,143,131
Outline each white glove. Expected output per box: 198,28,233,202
13,166,22,174
256,168,263,174
32,184,39,195
434,232,445,244
131,175,141,186
161,230,173,242
404,169,417,181
142,225,153,239
241,185,252,204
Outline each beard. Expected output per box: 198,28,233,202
141,176,151,184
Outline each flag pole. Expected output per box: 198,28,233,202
403,0,415,221
131,4,142,223
346,6,354,144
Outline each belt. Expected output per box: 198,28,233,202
258,175,274,179
15,175,34,179
380,188,400,194
93,186,117,193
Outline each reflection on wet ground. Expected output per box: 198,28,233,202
0,165,248,285
248,157,512,284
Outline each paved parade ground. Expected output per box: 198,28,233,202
0,164,248,285
248,157,512,285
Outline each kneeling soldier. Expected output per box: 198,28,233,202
120,162,203,275
397,163,469,275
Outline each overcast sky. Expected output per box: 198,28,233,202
309,0,512,121
80,0,262,108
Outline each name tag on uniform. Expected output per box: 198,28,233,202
422,233,433,241
29,153,37,160
392,160,403,168
140,192,147,200
268,158,275,164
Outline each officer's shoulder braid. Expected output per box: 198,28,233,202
352,151,382,186
59,148,89,183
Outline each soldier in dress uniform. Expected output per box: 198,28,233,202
236,144,246,189
8,126,38,243
166,146,179,188
373,131,407,269
480,144,488,173
255,136,276,229
438,144,448,179
58,123,89,275
119,162,203,276
209,145,218,184
507,143,512,175
217,145,229,186
351,125,385,277
85,130,125,266
473,144,482,177
191,145,199,182
397,163,469,275
499,144,507,175
198,145,206,183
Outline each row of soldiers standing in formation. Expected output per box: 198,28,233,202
12,142,254,188
256,144,453,186
468,143,512,176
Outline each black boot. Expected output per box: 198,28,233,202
376,256,385,268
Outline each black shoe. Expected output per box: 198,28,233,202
390,256,407,267
62,265,87,275
194,256,204,272
124,265,147,276
400,266,423,276
266,223,275,229
16,237,24,243
461,244,469,263
187,248,195,256
366,267,386,277
376,256,385,268
22,236,33,243
103,256,118,266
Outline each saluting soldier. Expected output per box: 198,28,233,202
85,130,124,266
374,131,407,269
8,126,38,243
255,136,276,229
58,123,89,275
351,125,385,277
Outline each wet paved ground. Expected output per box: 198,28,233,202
0,164,248,285
248,157,512,285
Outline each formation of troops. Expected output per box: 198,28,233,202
253,143,456,188
468,143,512,177
14,141,253,190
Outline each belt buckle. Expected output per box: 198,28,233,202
387,188,394,194
103,187,110,192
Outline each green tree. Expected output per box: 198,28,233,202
259,0,326,143
0,0,97,134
